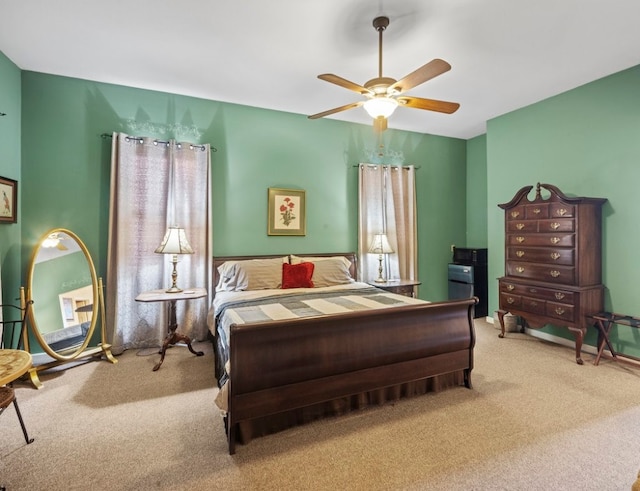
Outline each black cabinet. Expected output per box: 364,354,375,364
451,247,488,318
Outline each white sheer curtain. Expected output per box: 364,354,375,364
358,164,417,283
106,133,212,354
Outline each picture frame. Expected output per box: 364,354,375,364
0,176,17,224
268,187,306,236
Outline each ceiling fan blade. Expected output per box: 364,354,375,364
308,101,364,120
318,74,373,96
397,96,460,114
373,116,388,133
389,59,452,94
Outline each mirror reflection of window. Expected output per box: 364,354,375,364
59,285,93,328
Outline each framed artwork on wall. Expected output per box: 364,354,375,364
0,176,17,223
268,188,306,236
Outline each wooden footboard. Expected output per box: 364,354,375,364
226,296,477,454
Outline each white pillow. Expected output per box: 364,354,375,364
216,261,238,292
289,255,354,287
216,257,288,291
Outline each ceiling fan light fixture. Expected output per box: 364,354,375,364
308,15,459,130
42,233,61,248
364,96,398,119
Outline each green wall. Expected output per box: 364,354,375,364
486,65,640,357
16,70,466,310
0,51,22,316
466,134,488,247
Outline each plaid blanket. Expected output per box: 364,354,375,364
215,285,425,345
211,284,426,412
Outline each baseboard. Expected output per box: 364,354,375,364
484,315,640,367
523,328,599,356
484,315,603,358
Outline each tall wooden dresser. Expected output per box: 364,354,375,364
496,183,607,364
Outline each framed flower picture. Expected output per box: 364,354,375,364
0,176,17,224
268,188,306,236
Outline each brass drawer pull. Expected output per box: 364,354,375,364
516,266,525,273
550,237,560,244
556,208,567,216
510,211,520,218
550,222,561,230
516,223,525,230
550,270,560,278
507,297,515,304
555,292,565,300
529,288,537,293
530,301,538,307
550,252,561,260
506,284,515,291
516,250,525,257
555,307,565,315
516,236,525,243
532,208,541,214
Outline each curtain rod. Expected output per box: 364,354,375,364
354,163,420,170
100,133,216,152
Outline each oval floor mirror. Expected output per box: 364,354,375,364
22,228,117,388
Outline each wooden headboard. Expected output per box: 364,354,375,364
212,252,358,294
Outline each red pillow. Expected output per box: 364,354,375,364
282,262,315,289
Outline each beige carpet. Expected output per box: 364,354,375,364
2,319,640,490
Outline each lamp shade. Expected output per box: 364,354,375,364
154,227,194,255
368,233,394,254
364,97,398,119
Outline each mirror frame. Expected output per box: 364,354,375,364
26,228,100,361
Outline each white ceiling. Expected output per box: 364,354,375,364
1,0,639,140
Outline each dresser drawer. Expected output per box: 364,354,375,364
501,281,575,303
507,247,574,266
507,221,537,232
546,301,575,322
525,203,549,219
538,218,574,233
521,296,546,315
507,233,575,248
506,262,575,284
518,285,574,304
506,206,526,220
550,203,575,218
500,292,522,309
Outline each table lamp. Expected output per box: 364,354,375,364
155,227,194,293
368,233,394,283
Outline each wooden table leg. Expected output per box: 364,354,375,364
496,309,507,338
153,300,205,371
567,326,585,365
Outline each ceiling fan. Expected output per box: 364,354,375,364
42,232,68,250
308,16,460,132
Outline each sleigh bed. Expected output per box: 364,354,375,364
208,252,477,454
